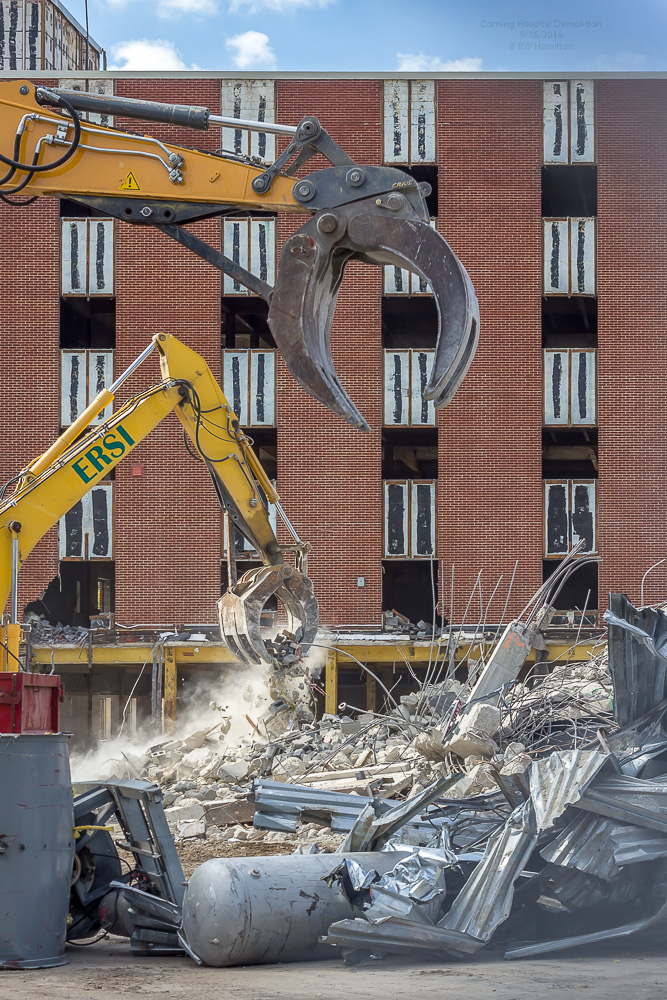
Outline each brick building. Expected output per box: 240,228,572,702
1,69,666,736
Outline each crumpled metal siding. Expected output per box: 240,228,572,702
541,812,667,881
605,593,667,727
529,749,608,831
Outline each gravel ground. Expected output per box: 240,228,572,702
1,936,666,1000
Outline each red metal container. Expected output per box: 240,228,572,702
0,673,63,734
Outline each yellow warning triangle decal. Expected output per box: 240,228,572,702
120,171,140,191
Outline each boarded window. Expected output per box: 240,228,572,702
58,483,113,560
222,349,276,427
222,218,276,296
383,80,436,164
543,217,595,296
61,218,114,296
544,479,596,556
221,80,276,161
60,350,113,425
543,349,596,426
383,349,436,426
543,81,594,164
384,219,437,294
384,480,436,558
59,77,114,126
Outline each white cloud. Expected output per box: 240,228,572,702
396,53,483,72
157,0,219,16
225,30,277,69
228,0,334,12
108,39,191,70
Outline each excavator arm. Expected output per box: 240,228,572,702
0,333,318,670
0,81,479,432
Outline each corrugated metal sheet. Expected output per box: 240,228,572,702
221,80,276,161
543,349,596,427
60,350,113,426
529,750,607,832
542,812,667,881
61,218,114,296
578,773,667,835
604,594,667,728
58,482,112,560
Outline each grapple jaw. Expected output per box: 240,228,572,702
268,168,479,431
218,564,318,665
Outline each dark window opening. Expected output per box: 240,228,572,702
542,427,598,479
542,558,598,612
25,562,115,628
252,430,277,480
59,198,109,219
542,297,597,345
541,165,597,217
382,560,440,626
222,297,275,349
60,298,116,349
382,297,438,348
394,164,438,217
382,427,438,478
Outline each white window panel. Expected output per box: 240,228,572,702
221,80,276,161
61,218,114,296
249,218,275,288
59,483,113,560
87,219,114,295
383,351,410,425
383,79,410,163
543,218,569,295
544,479,596,556
543,81,569,164
384,480,409,557
569,217,596,295
223,350,249,425
60,350,114,426
60,351,87,426
61,219,88,294
59,77,114,125
410,351,435,426
0,1,23,71
384,263,412,294
249,350,276,426
570,80,595,163
222,219,249,295
410,80,436,162
569,350,596,425
410,481,436,557
543,350,569,425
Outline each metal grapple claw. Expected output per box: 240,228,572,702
268,180,479,430
218,564,319,665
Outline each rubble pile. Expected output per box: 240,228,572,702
25,613,90,644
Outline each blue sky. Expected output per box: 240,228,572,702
67,0,667,73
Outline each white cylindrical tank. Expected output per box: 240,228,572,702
181,851,407,966
0,734,74,969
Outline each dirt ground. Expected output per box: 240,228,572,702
1,936,666,1000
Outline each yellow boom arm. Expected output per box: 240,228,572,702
0,334,317,670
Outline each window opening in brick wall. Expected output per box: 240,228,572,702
383,350,436,427
60,297,115,349
25,562,115,627
542,433,598,479
382,298,438,348
542,297,597,346
543,81,595,165
60,349,114,426
382,428,438,479
542,165,597,217
384,480,436,558
544,479,597,556
222,348,276,427
543,348,596,429
542,559,598,615
59,198,110,219
384,215,437,295
543,217,596,296
61,217,114,296
221,217,276,295
382,560,440,626
221,298,275,350
399,164,438,217
383,80,436,165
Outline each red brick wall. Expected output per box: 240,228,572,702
0,197,61,614
436,80,543,622
597,81,667,607
274,80,384,627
